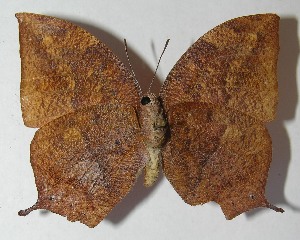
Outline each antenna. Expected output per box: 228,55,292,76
148,39,170,94
124,39,137,82
124,39,170,93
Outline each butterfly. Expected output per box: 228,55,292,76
16,13,284,227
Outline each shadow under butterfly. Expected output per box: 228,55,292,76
247,17,300,219
16,13,284,228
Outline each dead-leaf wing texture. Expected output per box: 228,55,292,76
19,104,148,227
160,14,279,123
162,103,283,219
16,12,284,226
16,13,141,128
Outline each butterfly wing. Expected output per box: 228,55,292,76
160,14,282,218
16,13,141,128
162,103,283,219
16,13,148,227
18,104,148,227
160,14,279,122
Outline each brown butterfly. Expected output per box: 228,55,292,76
16,12,284,228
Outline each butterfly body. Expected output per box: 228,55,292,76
139,94,168,187
16,13,283,228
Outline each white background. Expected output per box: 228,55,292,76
0,0,299,239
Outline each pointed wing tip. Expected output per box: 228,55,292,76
222,201,284,220
18,204,101,228
15,13,23,21
15,12,35,24
15,12,45,23
18,202,39,216
15,12,28,20
265,202,285,213
18,209,29,216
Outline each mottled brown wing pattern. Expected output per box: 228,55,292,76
161,14,282,218
19,104,148,227
162,103,283,219
160,14,279,123
17,13,283,227
16,13,141,128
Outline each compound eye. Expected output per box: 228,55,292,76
141,96,151,105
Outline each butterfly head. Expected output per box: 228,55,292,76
140,93,159,107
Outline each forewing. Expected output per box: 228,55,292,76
16,13,141,128
18,104,148,227
160,14,279,122
162,103,283,219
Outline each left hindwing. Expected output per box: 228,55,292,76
22,104,148,227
